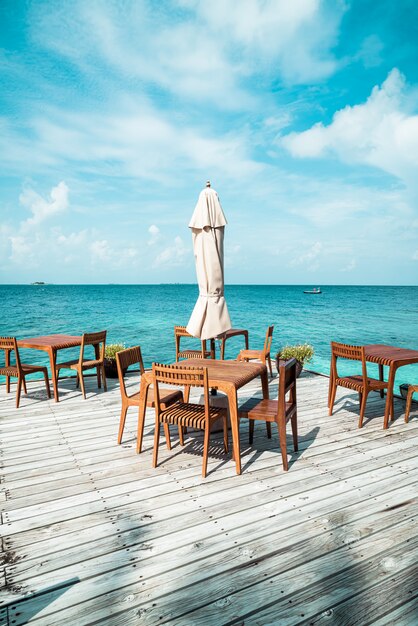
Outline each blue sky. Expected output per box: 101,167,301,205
1,0,417,285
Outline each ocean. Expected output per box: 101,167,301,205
1,284,418,391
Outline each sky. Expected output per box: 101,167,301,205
0,0,418,285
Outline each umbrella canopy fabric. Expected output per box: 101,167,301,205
186,186,232,341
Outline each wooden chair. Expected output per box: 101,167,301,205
56,330,107,399
238,358,298,471
152,363,228,478
405,385,418,423
0,337,51,408
328,341,390,427
174,325,215,361
116,346,184,450
237,325,274,377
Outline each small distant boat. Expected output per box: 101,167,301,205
304,287,321,294
31,281,46,285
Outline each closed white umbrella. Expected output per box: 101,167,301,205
186,183,232,341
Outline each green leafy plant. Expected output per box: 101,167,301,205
105,343,125,360
276,343,314,365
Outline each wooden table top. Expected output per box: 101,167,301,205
364,344,418,366
177,358,266,390
222,328,248,338
18,334,82,351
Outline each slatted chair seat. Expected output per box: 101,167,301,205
238,358,298,471
0,365,19,377
174,325,215,362
328,342,390,428
152,363,229,477
237,325,274,378
159,402,226,428
0,337,51,408
177,349,212,360
56,358,102,370
116,346,183,451
238,397,295,421
55,331,107,399
336,375,388,392
123,387,183,408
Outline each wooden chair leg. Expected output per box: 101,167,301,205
223,416,229,453
405,387,415,423
79,370,87,399
153,420,161,467
328,380,337,416
178,426,184,446
249,418,254,444
118,405,128,444
22,377,28,395
16,376,23,408
266,422,272,439
267,355,273,378
202,424,211,478
327,373,333,408
43,370,51,398
277,417,288,471
75,373,80,388
102,366,107,392
163,423,171,450
358,390,368,428
291,414,298,452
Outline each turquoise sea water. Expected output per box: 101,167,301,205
1,284,418,391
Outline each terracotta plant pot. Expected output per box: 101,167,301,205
276,358,303,378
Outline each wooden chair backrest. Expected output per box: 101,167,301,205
277,357,297,419
0,337,21,372
174,325,208,360
80,330,107,365
262,325,274,357
152,362,210,422
330,341,368,382
116,346,145,399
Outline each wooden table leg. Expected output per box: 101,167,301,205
137,376,150,454
244,331,249,351
378,364,384,398
227,386,241,475
384,365,396,429
49,348,59,402
220,339,225,361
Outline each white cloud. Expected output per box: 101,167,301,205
19,181,69,226
90,239,111,263
148,224,160,245
154,236,189,267
289,241,322,271
282,69,418,186
188,0,343,84
9,235,36,265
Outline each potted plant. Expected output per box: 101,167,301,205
276,344,314,378
104,343,126,378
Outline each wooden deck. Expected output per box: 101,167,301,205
0,371,417,626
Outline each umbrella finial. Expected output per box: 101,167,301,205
206,180,211,187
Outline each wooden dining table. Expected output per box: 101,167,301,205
364,344,418,428
17,334,82,402
137,358,269,475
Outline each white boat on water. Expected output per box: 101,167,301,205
304,287,321,294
